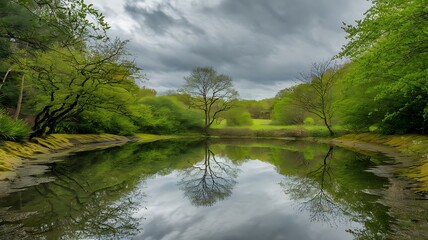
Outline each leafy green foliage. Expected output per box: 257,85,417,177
225,108,253,126
237,99,273,119
23,40,140,137
0,0,109,51
303,117,315,126
141,96,203,134
0,109,31,141
339,0,428,134
0,0,131,139
272,61,339,136
60,108,140,135
180,67,239,133
272,93,305,125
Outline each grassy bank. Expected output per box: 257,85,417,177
2,129,426,193
0,134,131,180
210,119,348,138
211,119,428,192
334,133,428,192
0,133,195,180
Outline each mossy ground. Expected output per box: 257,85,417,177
0,134,129,180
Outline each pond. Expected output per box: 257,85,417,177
0,139,426,239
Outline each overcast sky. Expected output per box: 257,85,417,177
86,0,371,99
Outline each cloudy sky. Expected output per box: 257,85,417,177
86,0,371,99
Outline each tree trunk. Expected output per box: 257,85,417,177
323,118,334,136
0,68,12,90
13,74,25,120
204,110,210,135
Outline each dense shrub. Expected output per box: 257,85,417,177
0,109,31,141
141,96,203,134
55,96,204,135
271,97,304,125
225,108,253,126
303,117,315,126
57,107,140,135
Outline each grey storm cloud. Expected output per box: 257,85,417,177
211,0,348,36
87,0,370,99
124,0,205,35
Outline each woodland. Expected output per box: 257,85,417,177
0,0,427,141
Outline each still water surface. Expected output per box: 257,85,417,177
0,139,407,239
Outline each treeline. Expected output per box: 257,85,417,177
1,0,426,140
0,0,207,140
272,0,427,135
0,0,272,140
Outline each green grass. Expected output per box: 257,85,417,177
133,133,181,142
210,119,348,138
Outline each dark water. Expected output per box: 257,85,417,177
0,139,414,239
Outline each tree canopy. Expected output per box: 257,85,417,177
180,67,238,133
0,0,207,139
338,0,428,134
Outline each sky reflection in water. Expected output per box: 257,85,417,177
133,158,359,240
0,140,390,240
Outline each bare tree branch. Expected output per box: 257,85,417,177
180,67,239,135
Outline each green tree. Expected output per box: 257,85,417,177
334,63,384,131
224,108,253,126
338,0,428,134
140,96,203,134
27,41,138,137
238,99,273,119
291,61,340,136
0,0,109,51
0,0,119,139
178,142,238,206
180,67,239,134
0,0,110,90
272,88,305,125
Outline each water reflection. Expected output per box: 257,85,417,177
0,162,142,239
178,142,238,206
276,144,392,240
283,146,349,225
0,139,403,240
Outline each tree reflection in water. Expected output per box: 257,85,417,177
10,163,144,239
283,146,350,225
178,141,238,206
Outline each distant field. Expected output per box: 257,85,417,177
210,119,347,137
211,119,344,131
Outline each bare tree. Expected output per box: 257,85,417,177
282,147,349,225
292,61,340,136
180,67,238,134
178,141,238,206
